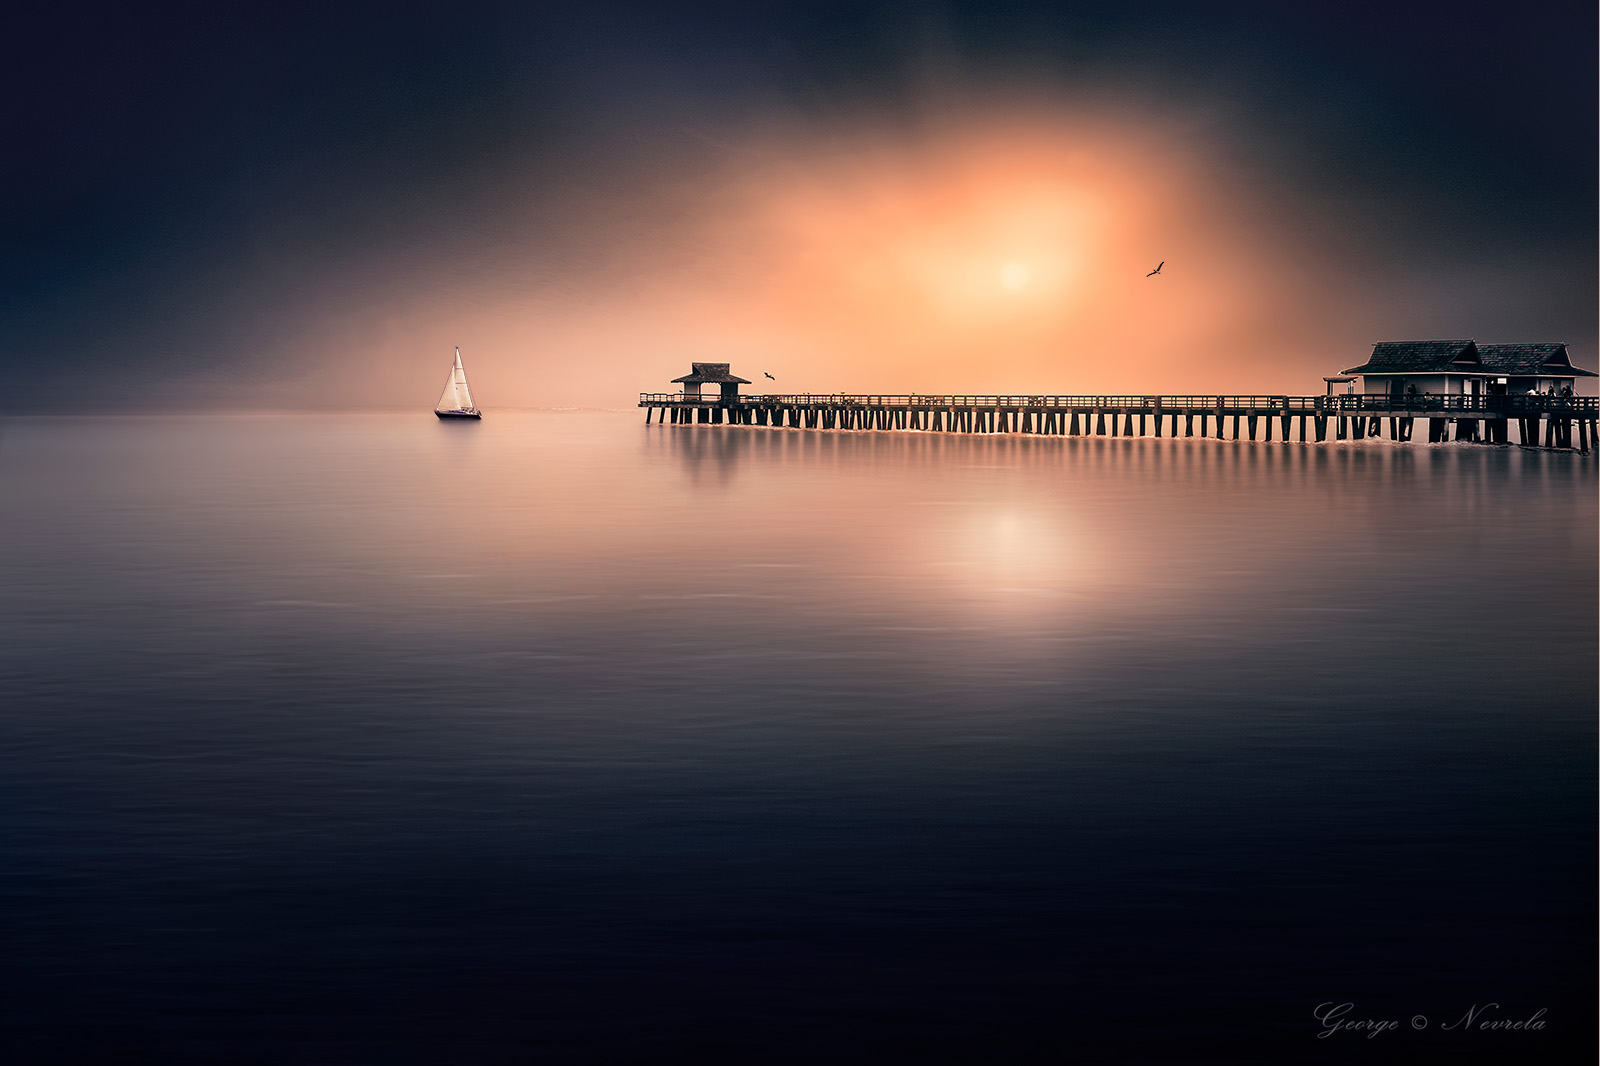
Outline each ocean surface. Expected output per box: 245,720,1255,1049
1,412,1594,1064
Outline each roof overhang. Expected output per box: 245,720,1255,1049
1348,370,1501,376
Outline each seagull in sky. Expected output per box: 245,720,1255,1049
1146,261,1164,277
764,372,776,380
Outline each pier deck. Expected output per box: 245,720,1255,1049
640,393,1598,449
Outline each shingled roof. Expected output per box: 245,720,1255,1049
1342,340,1479,375
672,362,751,384
1477,343,1596,377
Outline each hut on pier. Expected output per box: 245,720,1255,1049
1342,340,1488,399
1477,344,1595,395
1343,340,1594,398
672,362,750,403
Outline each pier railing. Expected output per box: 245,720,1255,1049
639,392,1598,415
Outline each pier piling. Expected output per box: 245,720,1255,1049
640,392,1598,451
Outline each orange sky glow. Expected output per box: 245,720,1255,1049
225,108,1443,409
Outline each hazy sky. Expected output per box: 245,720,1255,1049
4,1,1594,409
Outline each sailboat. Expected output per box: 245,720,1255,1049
435,347,482,420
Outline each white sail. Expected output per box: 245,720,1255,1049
436,348,476,412
452,351,474,411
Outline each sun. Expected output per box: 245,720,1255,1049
999,261,1031,289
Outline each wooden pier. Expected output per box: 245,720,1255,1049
640,393,1599,450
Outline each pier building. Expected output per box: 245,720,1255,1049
1341,340,1594,400
672,362,750,403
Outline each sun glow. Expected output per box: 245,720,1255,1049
1000,262,1031,289
265,108,1367,408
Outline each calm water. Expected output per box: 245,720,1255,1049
1,413,1594,1063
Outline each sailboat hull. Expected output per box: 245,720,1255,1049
435,410,482,420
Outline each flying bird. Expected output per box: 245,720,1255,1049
764,372,776,380
1146,262,1164,277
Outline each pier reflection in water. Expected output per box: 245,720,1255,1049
0,412,1592,1062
